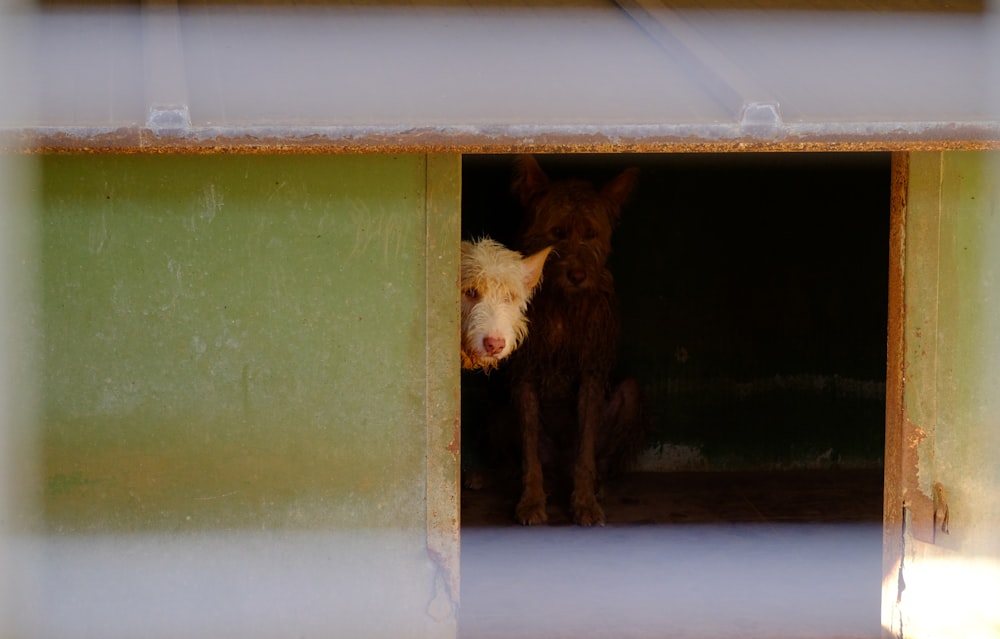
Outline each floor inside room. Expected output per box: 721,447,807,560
462,468,883,527
460,469,884,639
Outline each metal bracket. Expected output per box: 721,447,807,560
147,104,191,133
933,481,950,542
740,101,783,137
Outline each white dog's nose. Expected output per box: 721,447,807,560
483,336,506,356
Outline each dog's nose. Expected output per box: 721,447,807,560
567,268,587,285
483,336,506,355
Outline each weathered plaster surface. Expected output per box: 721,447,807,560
888,151,1000,639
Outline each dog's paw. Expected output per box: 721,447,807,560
463,470,486,491
572,498,606,527
516,496,548,526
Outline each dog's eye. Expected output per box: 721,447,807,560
550,226,566,240
464,288,480,301
583,227,598,240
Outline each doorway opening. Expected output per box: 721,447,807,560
461,151,889,480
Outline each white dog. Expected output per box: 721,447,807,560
461,238,552,371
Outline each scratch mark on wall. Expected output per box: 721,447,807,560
201,183,223,223
183,184,224,233
346,198,375,260
346,196,408,267
264,180,288,207
194,491,239,501
158,256,192,312
111,279,133,316
90,211,109,254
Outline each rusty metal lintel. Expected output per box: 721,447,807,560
4,122,1000,155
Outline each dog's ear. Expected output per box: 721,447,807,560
460,240,474,269
521,245,553,292
512,155,550,208
602,167,639,214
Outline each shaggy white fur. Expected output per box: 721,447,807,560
460,238,551,371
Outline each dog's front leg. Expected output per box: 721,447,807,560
572,376,605,526
514,380,547,525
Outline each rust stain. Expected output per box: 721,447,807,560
932,481,950,539
901,412,936,544
446,419,461,457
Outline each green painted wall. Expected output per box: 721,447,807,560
26,153,461,637
38,153,456,533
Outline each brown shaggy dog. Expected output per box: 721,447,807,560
509,155,643,526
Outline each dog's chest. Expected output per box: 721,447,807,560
541,310,569,348
529,292,617,359
533,301,581,352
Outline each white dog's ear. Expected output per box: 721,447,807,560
521,245,553,292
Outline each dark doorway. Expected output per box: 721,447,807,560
461,152,890,477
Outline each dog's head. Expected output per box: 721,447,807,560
460,238,552,371
512,155,637,294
